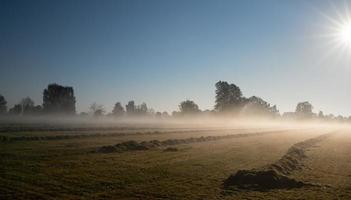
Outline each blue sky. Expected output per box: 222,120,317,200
1,0,351,115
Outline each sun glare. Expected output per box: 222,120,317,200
314,2,351,64
338,21,351,46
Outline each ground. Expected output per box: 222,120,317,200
0,123,350,199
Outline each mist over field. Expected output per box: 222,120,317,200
3,0,351,199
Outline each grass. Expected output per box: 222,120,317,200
0,125,346,199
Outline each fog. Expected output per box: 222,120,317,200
0,114,347,132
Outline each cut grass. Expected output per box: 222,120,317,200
0,126,342,199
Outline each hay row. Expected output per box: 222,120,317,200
223,132,335,190
96,130,289,153
0,128,252,142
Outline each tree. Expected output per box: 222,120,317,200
20,97,35,115
126,101,135,115
162,111,169,118
295,101,313,118
179,100,200,114
0,95,7,114
155,112,162,118
32,105,43,115
140,103,148,113
318,111,324,119
43,83,76,115
328,114,335,120
242,96,279,117
112,102,124,117
7,97,41,116
90,103,105,117
336,115,345,122
9,104,22,115
215,81,243,113
270,105,279,116
135,102,148,115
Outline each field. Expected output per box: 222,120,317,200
1,122,350,199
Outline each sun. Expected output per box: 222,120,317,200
337,21,351,47
315,2,351,61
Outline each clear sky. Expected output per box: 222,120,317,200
1,0,351,115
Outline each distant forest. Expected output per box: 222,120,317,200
0,81,346,122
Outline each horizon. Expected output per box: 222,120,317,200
2,0,351,115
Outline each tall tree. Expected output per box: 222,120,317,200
0,95,7,114
112,102,125,117
179,100,200,114
43,83,76,115
140,103,148,113
215,81,243,113
126,101,135,115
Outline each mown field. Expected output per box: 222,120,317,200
0,123,349,199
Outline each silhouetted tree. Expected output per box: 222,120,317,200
295,101,313,118
215,81,243,113
32,105,43,115
242,96,279,117
324,114,334,121
0,95,7,114
155,112,162,118
270,105,279,116
20,97,35,115
9,104,22,115
43,83,76,115
140,103,148,113
179,100,200,114
7,97,42,116
112,102,124,117
90,103,105,117
126,101,135,115
135,102,148,115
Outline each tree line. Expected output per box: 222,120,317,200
0,81,348,121
0,84,75,116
